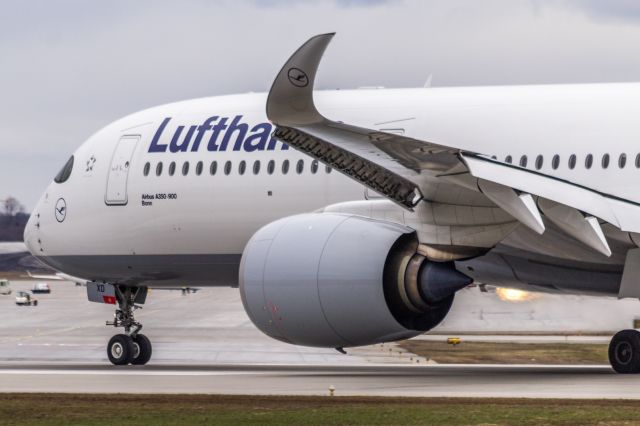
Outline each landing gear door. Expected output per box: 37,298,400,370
87,282,117,304
105,136,139,205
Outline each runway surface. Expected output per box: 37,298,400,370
1,280,635,399
0,281,414,365
1,363,636,399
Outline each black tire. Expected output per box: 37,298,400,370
131,334,152,365
107,334,135,366
609,329,640,374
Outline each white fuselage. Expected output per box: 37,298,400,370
24,84,640,287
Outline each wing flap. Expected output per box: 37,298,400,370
538,199,611,256
463,154,640,233
477,179,545,235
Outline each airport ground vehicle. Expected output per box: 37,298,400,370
22,34,640,372
31,282,51,294
15,291,37,306
0,279,11,295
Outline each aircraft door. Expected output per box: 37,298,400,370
105,135,139,205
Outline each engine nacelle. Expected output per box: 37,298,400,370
239,213,471,348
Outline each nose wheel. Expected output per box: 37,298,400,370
105,285,153,366
609,329,640,374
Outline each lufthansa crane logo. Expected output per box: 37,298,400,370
55,198,67,223
287,68,309,88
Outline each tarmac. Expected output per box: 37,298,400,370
0,363,634,399
1,280,638,398
0,280,413,365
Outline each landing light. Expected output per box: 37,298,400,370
495,287,541,303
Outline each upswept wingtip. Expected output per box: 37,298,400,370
266,33,336,126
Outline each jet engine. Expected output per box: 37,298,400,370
239,213,472,348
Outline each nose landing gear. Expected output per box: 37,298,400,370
106,286,152,366
609,329,640,374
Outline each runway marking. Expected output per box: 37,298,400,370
0,362,612,368
16,343,101,347
0,363,614,372
0,369,269,376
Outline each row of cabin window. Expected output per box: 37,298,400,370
503,153,640,171
142,159,332,177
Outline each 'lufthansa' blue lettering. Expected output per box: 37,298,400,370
148,115,289,153
148,117,171,153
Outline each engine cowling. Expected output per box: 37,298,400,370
239,213,472,348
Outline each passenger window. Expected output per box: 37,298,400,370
267,160,275,175
602,154,610,169
169,161,176,176
505,155,513,164
535,155,543,170
636,154,640,168
143,162,150,177
326,165,332,174
619,154,627,169
585,154,593,169
210,161,217,175
282,160,290,174
519,155,528,168
156,162,163,176
552,155,560,170
54,156,74,184
196,161,203,176
224,161,232,175
296,159,304,174
311,160,319,174
569,154,577,170
253,160,261,175
182,161,189,176
239,160,246,175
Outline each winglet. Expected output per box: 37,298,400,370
266,33,335,126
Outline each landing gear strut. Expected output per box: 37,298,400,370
106,285,152,366
609,329,640,374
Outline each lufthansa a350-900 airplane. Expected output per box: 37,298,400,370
23,34,640,373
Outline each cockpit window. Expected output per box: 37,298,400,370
54,156,74,184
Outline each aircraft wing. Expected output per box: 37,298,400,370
267,33,640,258
26,271,89,284
267,33,456,210
25,271,63,280
149,287,200,293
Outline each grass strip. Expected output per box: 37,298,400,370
399,340,609,364
1,393,640,425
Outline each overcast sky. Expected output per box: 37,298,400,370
3,0,640,210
